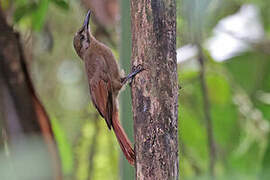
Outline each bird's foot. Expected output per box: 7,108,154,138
121,64,144,85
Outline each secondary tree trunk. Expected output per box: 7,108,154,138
130,0,179,179
0,9,61,180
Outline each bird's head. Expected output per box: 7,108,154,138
73,10,92,59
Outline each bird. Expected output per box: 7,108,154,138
73,10,143,165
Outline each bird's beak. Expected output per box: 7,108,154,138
83,10,91,30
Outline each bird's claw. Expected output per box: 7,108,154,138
129,64,144,86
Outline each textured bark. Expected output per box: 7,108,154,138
130,0,179,179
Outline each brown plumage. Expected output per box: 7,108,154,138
73,10,142,165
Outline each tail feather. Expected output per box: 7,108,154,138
112,111,135,165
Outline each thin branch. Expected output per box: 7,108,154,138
197,45,216,178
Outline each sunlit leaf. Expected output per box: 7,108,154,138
13,3,37,23
32,0,49,31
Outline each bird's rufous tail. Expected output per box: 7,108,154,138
112,110,135,165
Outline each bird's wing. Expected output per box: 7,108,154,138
85,55,113,129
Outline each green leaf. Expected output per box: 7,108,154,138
32,0,49,31
13,3,37,23
51,0,69,10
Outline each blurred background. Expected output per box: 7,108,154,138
0,0,270,179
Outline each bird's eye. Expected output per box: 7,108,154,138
80,35,85,40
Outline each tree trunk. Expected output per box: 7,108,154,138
0,9,62,180
130,0,179,179
0,11,40,135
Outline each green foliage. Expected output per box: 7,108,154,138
179,56,269,179
13,0,69,31
177,0,270,178
13,2,37,23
